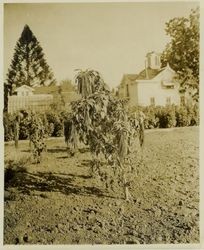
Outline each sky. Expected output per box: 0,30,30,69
4,1,199,88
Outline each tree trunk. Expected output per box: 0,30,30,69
14,121,19,149
119,162,132,201
123,172,132,201
26,43,30,86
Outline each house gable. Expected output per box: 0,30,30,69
14,85,34,96
136,64,176,86
153,64,175,81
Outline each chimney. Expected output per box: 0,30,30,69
146,51,161,70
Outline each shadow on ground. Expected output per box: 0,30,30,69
4,167,111,199
47,148,68,154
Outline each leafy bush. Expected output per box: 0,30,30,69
156,105,177,128
132,104,199,129
188,104,199,126
19,113,31,140
175,104,199,127
3,112,14,141
142,105,159,129
45,111,64,137
175,106,191,127
3,104,199,143
4,110,65,142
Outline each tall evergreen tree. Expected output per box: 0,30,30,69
4,82,9,112
5,24,56,95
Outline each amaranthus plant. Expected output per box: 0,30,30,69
64,69,144,200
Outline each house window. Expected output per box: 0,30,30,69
166,97,171,105
166,85,174,89
126,84,129,97
180,96,185,106
150,97,155,106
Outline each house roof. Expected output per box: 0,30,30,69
136,67,163,80
124,74,138,81
34,82,75,95
120,74,138,86
34,85,58,94
119,63,176,89
15,85,34,92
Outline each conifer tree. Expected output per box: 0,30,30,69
5,24,56,95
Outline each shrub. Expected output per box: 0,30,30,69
188,104,199,126
3,112,14,141
45,111,64,137
131,104,199,129
3,110,65,142
175,104,199,127
19,115,31,140
157,105,177,128
175,106,191,127
142,106,160,129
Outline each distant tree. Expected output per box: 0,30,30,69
4,82,9,112
161,8,199,101
60,79,75,91
5,24,56,96
58,85,65,107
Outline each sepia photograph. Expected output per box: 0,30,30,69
2,0,201,247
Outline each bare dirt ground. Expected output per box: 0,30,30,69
4,126,199,245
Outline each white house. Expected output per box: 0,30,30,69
118,51,183,106
8,83,80,114
14,85,35,96
8,85,53,114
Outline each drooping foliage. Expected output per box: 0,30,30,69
67,70,142,163
75,69,109,98
64,69,144,200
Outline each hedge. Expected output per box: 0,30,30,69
4,104,199,141
130,104,199,129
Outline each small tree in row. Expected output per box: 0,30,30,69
64,69,144,200
12,111,52,163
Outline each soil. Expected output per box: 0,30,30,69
4,126,199,245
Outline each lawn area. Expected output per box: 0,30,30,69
4,126,199,244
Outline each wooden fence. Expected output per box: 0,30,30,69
8,95,53,114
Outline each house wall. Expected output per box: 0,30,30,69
128,83,139,106
118,86,126,98
16,88,34,96
137,80,180,106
